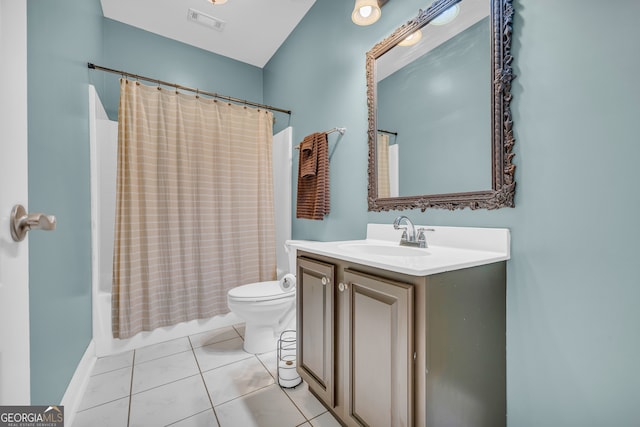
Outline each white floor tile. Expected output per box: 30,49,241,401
73,325,337,427
129,375,211,427
309,411,341,427
202,357,274,406
72,396,129,427
134,337,192,364
167,409,219,427
189,326,241,349
215,384,306,427
193,337,253,372
285,382,327,420
232,323,245,338
78,366,132,411
256,350,278,379
132,350,200,394
92,351,134,376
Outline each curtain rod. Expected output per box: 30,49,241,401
87,63,292,115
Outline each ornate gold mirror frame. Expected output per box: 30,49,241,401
367,0,515,211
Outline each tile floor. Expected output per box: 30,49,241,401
72,324,341,427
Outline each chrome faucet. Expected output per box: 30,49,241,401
393,216,429,248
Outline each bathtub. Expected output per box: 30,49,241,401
92,289,241,357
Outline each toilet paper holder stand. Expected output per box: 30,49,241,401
277,329,302,389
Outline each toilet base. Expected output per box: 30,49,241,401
243,322,278,354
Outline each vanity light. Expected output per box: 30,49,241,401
431,4,460,25
207,0,227,4
398,30,422,47
352,0,382,26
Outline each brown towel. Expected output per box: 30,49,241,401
299,135,317,177
296,132,330,220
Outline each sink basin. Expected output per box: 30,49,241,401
339,243,430,257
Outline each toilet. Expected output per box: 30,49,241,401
227,242,297,354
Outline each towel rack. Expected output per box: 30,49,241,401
294,127,346,150
325,127,347,136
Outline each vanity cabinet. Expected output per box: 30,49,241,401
296,251,506,427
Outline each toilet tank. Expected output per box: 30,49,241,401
282,241,298,278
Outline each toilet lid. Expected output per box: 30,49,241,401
228,280,294,302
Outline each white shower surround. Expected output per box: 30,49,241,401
89,85,292,356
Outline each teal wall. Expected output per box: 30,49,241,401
27,0,104,404
265,0,640,425
27,2,263,405
265,0,378,242
99,19,264,120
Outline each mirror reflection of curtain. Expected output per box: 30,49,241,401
377,133,399,198
377,133,391,198
388,143,399,197
112,79,276,339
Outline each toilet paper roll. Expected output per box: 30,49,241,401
279,273,296,293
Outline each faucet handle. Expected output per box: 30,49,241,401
394,224,407,239
416,228,434,248
417,228,426,247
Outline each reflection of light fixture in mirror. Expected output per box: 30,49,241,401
207,0,228,4
431,4,460,25
398,30,422,47
352,0,382,26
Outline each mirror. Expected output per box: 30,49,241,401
367,0,515,211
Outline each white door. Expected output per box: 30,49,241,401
0,0,30,404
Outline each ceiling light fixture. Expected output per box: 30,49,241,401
431,4,460,26
207,0,228,5
398,30,423,47
351,0,382,26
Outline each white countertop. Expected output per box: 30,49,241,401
287,224,510,277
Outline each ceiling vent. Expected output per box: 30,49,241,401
187,8,226,32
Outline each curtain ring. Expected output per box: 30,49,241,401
196,88,200,99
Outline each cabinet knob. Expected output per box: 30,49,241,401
338,282,348,292
321,276,329,286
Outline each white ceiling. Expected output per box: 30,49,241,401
100,0,316,68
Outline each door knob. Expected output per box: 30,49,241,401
10,204,56,242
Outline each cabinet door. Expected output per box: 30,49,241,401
297,257,335,406
342,269,414,427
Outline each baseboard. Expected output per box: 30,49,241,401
60,340,96,427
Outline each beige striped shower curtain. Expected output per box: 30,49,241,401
112,80,276,339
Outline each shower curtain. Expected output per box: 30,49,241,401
112,80,276,339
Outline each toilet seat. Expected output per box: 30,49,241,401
228,280,294,302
